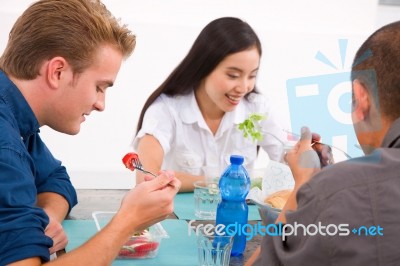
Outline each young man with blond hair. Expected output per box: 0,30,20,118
0,0,180,265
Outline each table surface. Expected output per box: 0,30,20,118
64,219,198,265
67,189,262,266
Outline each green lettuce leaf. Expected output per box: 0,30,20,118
238,113,266,142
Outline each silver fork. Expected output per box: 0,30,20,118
132,156,179,189
122,152,178,189
131,157,157,177
282,129,352,159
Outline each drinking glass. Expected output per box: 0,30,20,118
194,180,220,220
197,228,233,266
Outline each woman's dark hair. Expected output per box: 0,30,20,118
136,17,262,133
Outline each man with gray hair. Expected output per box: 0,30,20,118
248,21,400,265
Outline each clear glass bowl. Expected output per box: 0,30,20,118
92,211,169,259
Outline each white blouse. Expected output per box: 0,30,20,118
132,91,286,175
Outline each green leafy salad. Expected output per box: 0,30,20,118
237,113,266,142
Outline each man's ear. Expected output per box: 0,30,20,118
352,79,371,123
46,57,68,89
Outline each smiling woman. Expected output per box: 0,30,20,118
131,17,286,193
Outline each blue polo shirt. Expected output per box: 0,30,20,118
0,71,78,264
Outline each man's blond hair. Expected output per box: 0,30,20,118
0,0,136,79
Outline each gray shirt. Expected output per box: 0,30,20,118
254,118,400,266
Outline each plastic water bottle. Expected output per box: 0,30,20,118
215,154,250,256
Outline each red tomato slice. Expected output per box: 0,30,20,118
122,152,139,171
118,241,159,259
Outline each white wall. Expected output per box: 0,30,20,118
1,0,398,189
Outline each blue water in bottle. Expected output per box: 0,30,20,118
215,155,250,256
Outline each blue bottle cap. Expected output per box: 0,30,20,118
230,155,244,165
